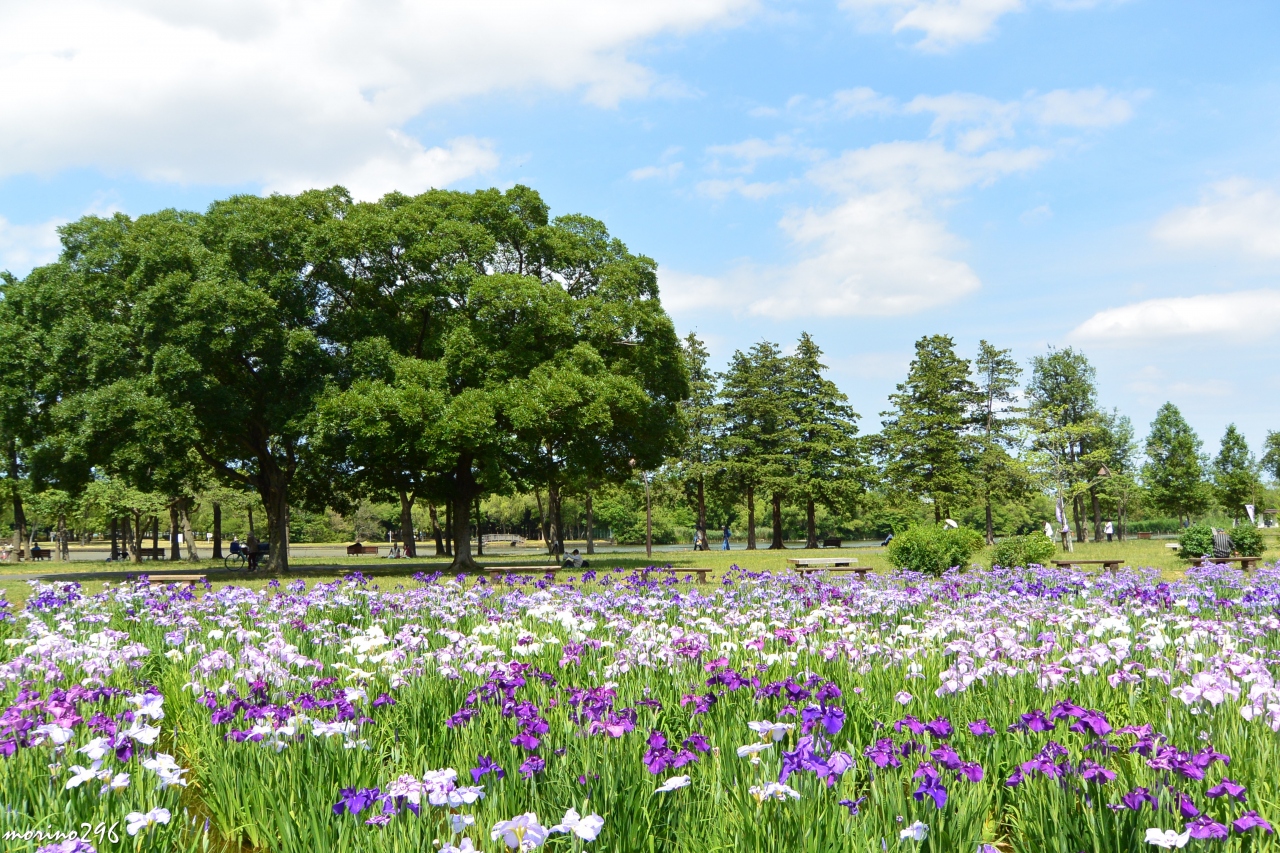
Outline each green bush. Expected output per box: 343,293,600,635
990,533,1057,569
1178,523,1215,560
887,524,985,575
1231,524,1267,557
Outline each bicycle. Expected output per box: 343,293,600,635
224,551,248,571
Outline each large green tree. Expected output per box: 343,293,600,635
719,341,794,549
787,333,861,548
879,335,977,523
673,333,719,549
1213,424,1260,523
973,340,1026,545
1143,402,1210,524
1025,347,1105,542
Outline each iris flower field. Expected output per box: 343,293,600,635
3,564,1280,852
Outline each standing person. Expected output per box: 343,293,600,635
1104,520,1114,543
1043,521,1054,540
722,524,731,551
245,532,260,571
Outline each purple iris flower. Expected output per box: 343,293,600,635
518,756,545,778
1005,768,1024,788
1192,746,1229,769
838,796,866,816
1020,710,1055,733
333,787,383,816
930,744,962,771
1079,761,1116,784
1069,710,1112,738
1207,778,1247,802
1186,816,1229,839
864,739,902,769
471,755,505,783
684,733,711,753
1175,793,1200,819
1119,787,1157,812
924,717,953,739
968,719,996,737
912,765,948,809
1049,700,1084,720
1233,812,1274,834
510,732,540,751
895,716,925,736
958,762,984,783
826,751,854,781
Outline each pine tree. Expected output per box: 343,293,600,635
1142,403,1210,524
1213,424,1259,523
787,333,861,548
879,335,977,523
1026,347,1104,543
719,341,793,550
973,341,1025,545
675,333,720,549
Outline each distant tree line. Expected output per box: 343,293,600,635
2,185,1276,568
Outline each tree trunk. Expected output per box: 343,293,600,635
7,443,25,561
111,518,120,561
253,462,291,572
123,516,135,562
585,493,595,555
805,499,818,549
445,503,453,556
1071,495,1085,543
746,484,756,550
475,498,484,557
398,489,417,558
769,492,785,550
546,481,561,558
447,456,479,570
934,501,942,525
535,488,551,554
152,515,159,557
180,501,198,560
169,503,181,561
1090,487,1102,542
429,503,445,555
57,513,69,560
696,475,706,551
212,503,222,559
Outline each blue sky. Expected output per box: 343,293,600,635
2,0,1279,459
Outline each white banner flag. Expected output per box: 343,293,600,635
1246,504,1256,523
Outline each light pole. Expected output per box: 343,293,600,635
630,458,652,560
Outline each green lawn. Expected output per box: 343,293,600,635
2,532,1273,608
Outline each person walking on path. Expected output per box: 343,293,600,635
1104,520,1114,543
722,524,731,551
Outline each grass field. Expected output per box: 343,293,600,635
1,532,1273,607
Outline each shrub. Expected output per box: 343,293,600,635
990,533,1057,569
1178,523,1214,560
1231,524,1267,557
888,524,985,575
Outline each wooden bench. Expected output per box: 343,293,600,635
22,549,53,561
135,547,166,560
644,567,712,583
1190,555,1263,570
822,537,842,548
483,566,713,583
1136,532,1153,540
789,557,858,568
346,544,379,556
1052,559,1125,572
149,574,207,586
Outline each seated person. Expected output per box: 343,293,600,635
1212,529,1234,559
30,542,42,557
881,533,894,547
563,548,588,569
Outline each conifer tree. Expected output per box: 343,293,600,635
1213,424,1259,523
1143,402,1210,525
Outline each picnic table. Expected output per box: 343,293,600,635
1051,559,1125,572
1189,555,1263,570
787,557,869,579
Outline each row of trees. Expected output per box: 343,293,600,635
0,186,688,570
3,185,1275,568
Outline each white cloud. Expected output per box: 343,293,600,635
629,162,685,181
1153,180,1280,258
696,177,788,199
841,0,1025,51
1029,86,1134,128
705,135,820,173
1020,203,1052,224
0,0,754,198
1070,290,1280,343
0,216,63,275
841,0,1119,51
